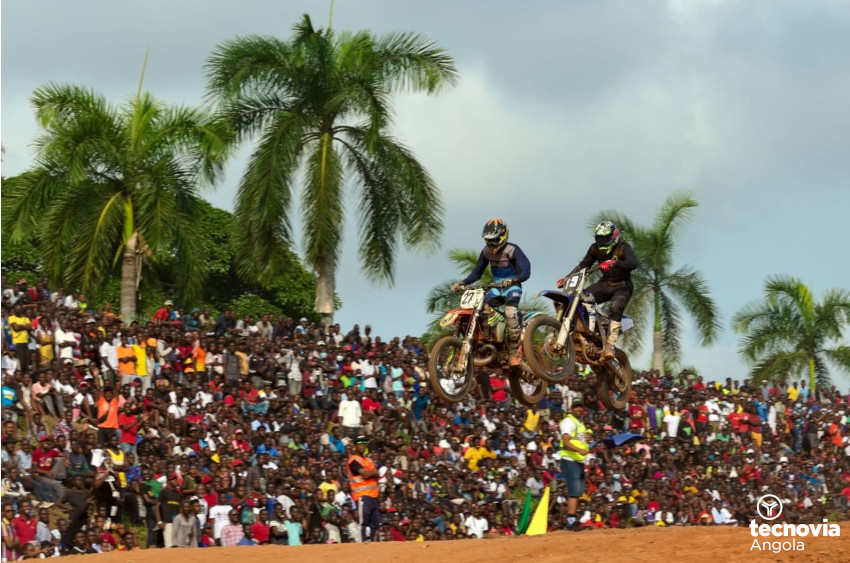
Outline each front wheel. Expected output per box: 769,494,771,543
508,368,546,407
522,315,575,383
428,336,475,403
594,349,633,411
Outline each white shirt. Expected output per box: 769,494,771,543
276,495,295,518
338,399,362,427
62,295,79,310
1,355,19,377
100,341,118,371
55,328,77,361
663,413,680,438
464,515,489,538
209,504,232,539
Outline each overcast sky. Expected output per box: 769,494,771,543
2,0,848,387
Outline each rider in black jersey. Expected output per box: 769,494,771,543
558,221,638,359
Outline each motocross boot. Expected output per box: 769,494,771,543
602,321,621,360
508,327,522,366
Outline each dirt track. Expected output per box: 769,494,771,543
83,525,850,563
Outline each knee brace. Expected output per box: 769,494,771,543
505,305,519,329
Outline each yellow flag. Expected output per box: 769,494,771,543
526,487,550,536
211,453,220,464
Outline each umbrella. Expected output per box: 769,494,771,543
589,432,645,450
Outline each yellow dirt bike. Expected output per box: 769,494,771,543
428,283,545,406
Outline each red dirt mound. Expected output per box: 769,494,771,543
87,525,849,563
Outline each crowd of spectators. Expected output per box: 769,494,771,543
1,276,849,558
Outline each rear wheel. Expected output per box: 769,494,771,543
594,349,633,411
522,315,574,383
428,336,475,403
508,368,546,407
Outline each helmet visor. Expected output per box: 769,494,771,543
485,235,505,248
595,234,613,247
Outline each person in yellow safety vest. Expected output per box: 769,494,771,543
347,435,381,542
559,395,598,531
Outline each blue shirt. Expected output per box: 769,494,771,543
283,521,303,546
236,537,256,546
1,386,16,407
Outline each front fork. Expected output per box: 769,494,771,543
457,307,479,370
555,296,580,349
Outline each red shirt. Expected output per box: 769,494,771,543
32,447,61,474
490,377,508,402
628,404,645,429
251,521,270,543
117,413,139,444
152,307,170,323
361,398,381,414
12,515,37,545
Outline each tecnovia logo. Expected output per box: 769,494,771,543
749,492,841,554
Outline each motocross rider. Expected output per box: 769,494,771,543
558,221,638,360
450,218,531,366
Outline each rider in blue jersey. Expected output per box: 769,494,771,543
450,218,531,366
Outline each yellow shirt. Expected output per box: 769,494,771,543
8,315,30,344
318,481,338,496
524,410,540,432
134,344,148,376
787,387,800,401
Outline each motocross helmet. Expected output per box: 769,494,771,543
482,218,509,252
594,221,620,254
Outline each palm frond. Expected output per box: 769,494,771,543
659,289,682,364
372,32,459,93
822,346,850,375
232,112,306,282
665,265,722,346
301,137,344,272
748,350,809,385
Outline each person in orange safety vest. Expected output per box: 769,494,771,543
347,434,381,541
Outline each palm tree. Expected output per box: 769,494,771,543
3,62,231,320
423,248,551,345
204,15,457,327
591,192,721,372
733,276,850,391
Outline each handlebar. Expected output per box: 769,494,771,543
450,283,503,293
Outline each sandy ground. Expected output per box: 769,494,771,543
81,525,850,563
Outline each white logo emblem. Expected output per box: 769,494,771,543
756,494,783,521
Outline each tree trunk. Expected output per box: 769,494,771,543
652,331,664,374
652,289,663,374
314,255,335,329
120,233,139,322
808,356,816,393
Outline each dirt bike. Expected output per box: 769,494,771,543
522,267,634,410
428,283,546,406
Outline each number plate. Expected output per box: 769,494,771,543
459,288,485,309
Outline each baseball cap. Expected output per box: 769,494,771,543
355,435,369,444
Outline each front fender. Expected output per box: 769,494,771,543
439,308,473,328
537,290,573,306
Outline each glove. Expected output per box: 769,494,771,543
598,259,617,273
450,282,466,292
556,277,566,289
500,278,517,288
